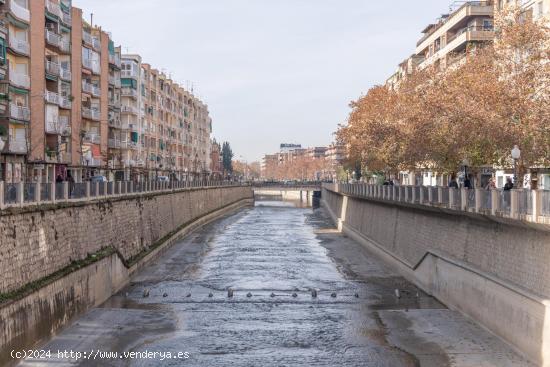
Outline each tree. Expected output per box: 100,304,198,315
222,141,233,175
337,9,550,178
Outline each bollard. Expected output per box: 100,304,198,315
532,189,541,223
491,189,499,216
437,187,443,205
85,182,91,198
427,186,433,204
35,182,41,203
63,182,69,201
474,188,483,212
17,182,24,206
510,189,519,219
129,181,133,194
95,182,99,197
48,182,57,203
460,188,468,211
449,188,455,209
411,186,417,203
0,181,5,209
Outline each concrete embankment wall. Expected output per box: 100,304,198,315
322,187,550,366
0,186,253,365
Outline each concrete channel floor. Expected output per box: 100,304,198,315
17,201,535,367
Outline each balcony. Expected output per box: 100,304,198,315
121,69,138,79
121,105,138,115
82,107,100,121
9,103,29,120
416,1,494,53
59,116,71,135
129,123,139,132
44,90,59,105
45,60,60,76
121,87,138,98
108,138,121,149
7,138,27,153
82,80,100,97
9,37,29,56
9,0,30,23
45,0,61,18
419,26,494,69
109,75,121,88
45,29,61,48
82,58,93,70
108,54,121,68
92,37,101,50
58,96,72,109
82,31,92,46
60,67,71,81
59,39,70,53
83,132,100,144
61,11,71,25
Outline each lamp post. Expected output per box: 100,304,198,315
462,158,470,182
511,145,521,186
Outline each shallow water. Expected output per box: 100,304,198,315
18,200,535,367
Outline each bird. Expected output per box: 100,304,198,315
142,289,150,298
227,289,234,298
246,292,252,298
311,289,317,298
331,292,337,298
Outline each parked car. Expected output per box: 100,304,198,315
157,176,169,182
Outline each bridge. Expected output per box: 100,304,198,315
0,181,545,366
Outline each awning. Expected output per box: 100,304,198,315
91,144,101,157
9,86,28,95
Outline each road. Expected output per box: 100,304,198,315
19,200,534,366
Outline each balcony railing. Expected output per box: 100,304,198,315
121,105,138,115
61,11,71,25
82,81,100,97
121,69,138,79
327,183,550,224
129,123,139,132
45,0,61,17
447,25,494,44
92,37,101,50
82,31,93,46
9,37,29,55
59,116,71,135
45,29,61,48
60,67,71,81
10,103,30,120
82,58,93,70
58,96,72,109
59,39,70,53
7,138,27,153
82,107,100,121
109,54,121,68
45,60,60,76
121,87,137,98
83,132,100,144
9,0,30,22
44,90,59,105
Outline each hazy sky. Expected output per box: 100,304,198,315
74,0,447,161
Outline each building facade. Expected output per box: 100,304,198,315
0,0,212,183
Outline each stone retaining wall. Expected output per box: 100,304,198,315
322,187,550,366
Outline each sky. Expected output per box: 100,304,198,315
74,0,447,162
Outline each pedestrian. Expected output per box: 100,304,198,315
56,174,63,183
448,175,459,189
464,175,472,189
485,177,496,190
504,177,514,191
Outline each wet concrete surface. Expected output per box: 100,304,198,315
18,200,535,366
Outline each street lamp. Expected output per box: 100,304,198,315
462,158,470,181
511,145,521,185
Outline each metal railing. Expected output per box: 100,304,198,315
325,183,550,224
1,180,247,210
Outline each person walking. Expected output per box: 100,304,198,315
504,177,514,191
463,175,472,189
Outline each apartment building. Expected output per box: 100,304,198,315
0,1,213,183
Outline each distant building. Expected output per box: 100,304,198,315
210,139,222,177
279,143,301,154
